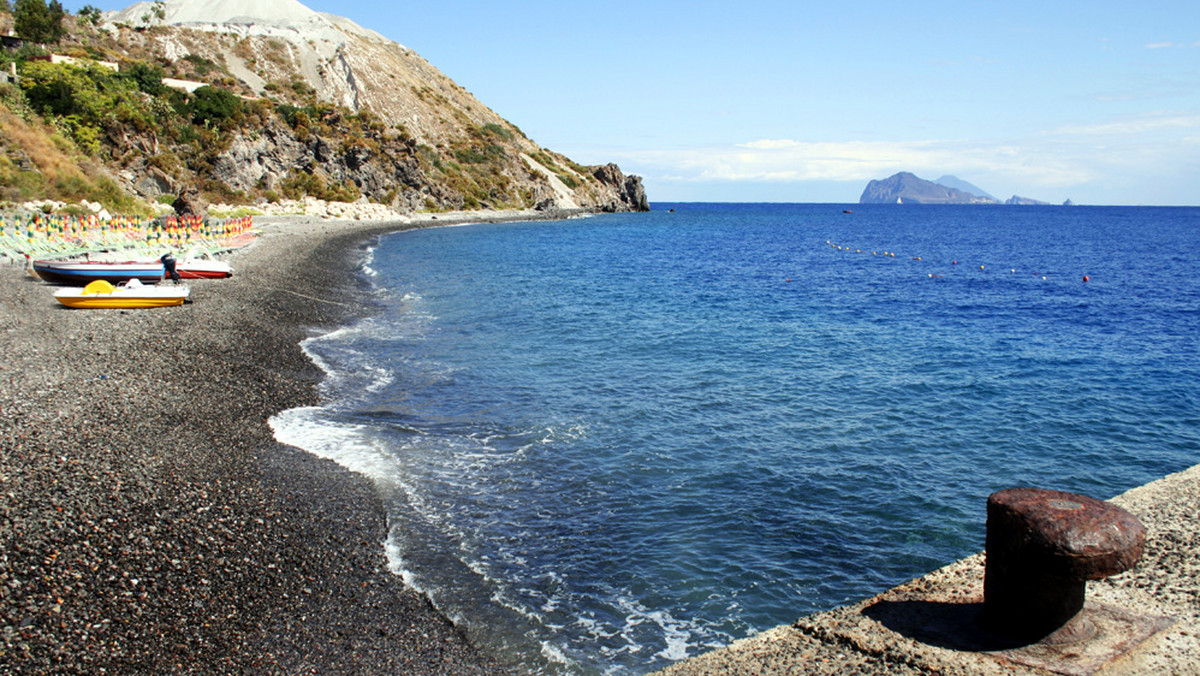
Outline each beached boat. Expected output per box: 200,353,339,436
162,257,232,279
53,279,190,309
32,257,232,284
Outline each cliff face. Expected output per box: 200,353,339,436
5,0,648,213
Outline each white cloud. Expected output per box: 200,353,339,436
1144,40,1200,49
1052,112,1200,136
568,108,1200,204
615,138,1092,187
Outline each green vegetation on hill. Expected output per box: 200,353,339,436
0,3,647,215
0,94,143,212
0,46,264,209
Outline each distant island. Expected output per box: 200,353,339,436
859,172,1059,205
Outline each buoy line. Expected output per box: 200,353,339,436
823,240,1091,283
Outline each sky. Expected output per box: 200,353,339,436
60,1,1200,205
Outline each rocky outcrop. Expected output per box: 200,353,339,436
205,120,430,210
1004,195,1050,205
172,187,207,217
591,163,650,212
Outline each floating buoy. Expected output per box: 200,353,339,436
1083,275,1089,282
952,260,958,265
980,265,985,270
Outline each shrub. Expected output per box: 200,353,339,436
276,103,315,128
189,85,241,126
76,5,102,26
123,60,167,95
280,168,360,203
453,143,505,164
480,122,513,141
181,54,219,77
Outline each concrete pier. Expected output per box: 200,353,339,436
656,463,1200,675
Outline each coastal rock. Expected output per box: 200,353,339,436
133,166,175,198
212,125,304,193
172,187,207,217
591,163,650,212
1005,195,1051,206
209,120,427,210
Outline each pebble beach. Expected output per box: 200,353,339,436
0,213,557,674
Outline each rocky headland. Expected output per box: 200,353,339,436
0,0,649,218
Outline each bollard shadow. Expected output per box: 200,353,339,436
862,600,1032,652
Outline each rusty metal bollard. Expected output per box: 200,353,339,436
983,488,1145,644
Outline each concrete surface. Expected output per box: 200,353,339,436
656,463,1200,675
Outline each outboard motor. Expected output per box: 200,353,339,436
160,253,181,283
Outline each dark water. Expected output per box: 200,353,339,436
271,203,1200,674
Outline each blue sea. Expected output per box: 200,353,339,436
270,203,1200,675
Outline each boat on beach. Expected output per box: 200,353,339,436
53,279,191,309
32,257,232,284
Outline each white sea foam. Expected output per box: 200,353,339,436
361,245,377,278
614,596,702,663
268,406,397,481
298,323,398,395
383,535,418,588
538,641,575,671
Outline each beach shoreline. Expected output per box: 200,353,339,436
0,210,577,674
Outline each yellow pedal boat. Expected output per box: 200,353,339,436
54,279,191,309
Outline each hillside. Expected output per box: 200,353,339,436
934,175,995,201
0,0,648,216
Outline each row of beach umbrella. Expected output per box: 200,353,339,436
0,213,255,262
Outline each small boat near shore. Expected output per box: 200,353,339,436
54,279,190,309
32,257,232,284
